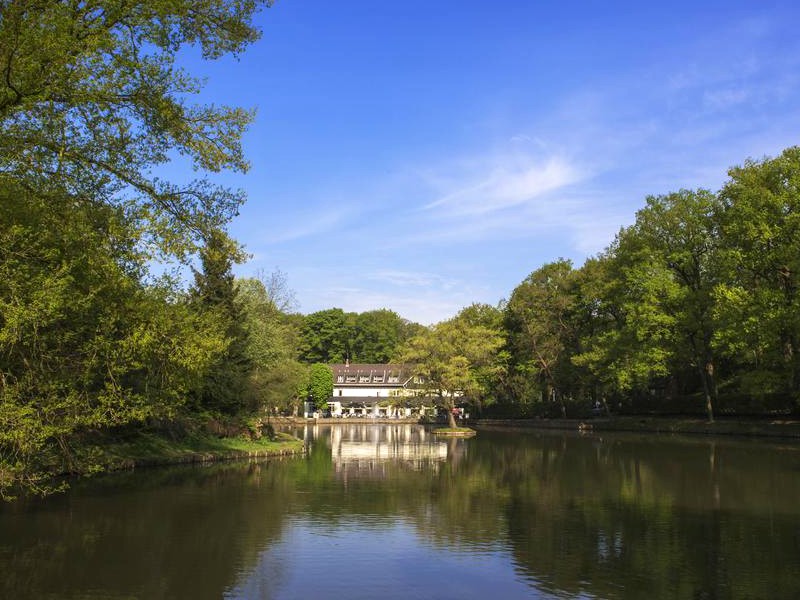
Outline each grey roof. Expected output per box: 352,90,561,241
330,363,415,387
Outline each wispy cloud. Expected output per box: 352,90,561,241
258,206,349,244
424,155,583,217
366,269,459,290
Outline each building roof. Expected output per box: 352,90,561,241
330,363,415,387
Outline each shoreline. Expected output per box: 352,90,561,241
272,415,800,440
472,416,800,440
96,431,307,473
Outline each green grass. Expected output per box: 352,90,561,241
82,430,305,472
432,427,477,437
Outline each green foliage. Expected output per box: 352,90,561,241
189,229,251,415
572,192,720,406
400,307,505,425
502,148,800,417
0,186,222,498
236,275,307,415
306,364,334,409
297,307,422,364
0,0,271,257
351,309,406,363
505,260,577,409
297,308,351,363
0,0,270,497
716,147,800,399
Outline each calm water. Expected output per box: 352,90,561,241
2,424,800,599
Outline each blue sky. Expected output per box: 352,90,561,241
178,0,800,324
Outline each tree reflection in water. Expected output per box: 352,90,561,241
1,425,799,599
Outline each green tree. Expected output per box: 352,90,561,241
297,308,352,364
351,309,404,363
569,253,627,412
306,364,334,410
0,0,270,256
236,274,306,415
0,186,221,497
624,190,722,421
504,260,578,417
575,238,681,407
190,229,250,415
401,311,504,428
716,148,800,402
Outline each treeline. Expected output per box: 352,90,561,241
425,147,800,421
0,0,429,499
0,0,288,498
297,308,424,364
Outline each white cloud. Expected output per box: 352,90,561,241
424,155,583,217
366,269,459,290
258,207,347,244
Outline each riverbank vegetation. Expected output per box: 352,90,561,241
401,148,800,424
2,1,799,499
0,0,303,499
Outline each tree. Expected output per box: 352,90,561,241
297,309,352,364
627,190,722,421
401,311,504,428
351,309,405,363
0,0,272,497
306,364,333,410
236,273,305,415
0,0,270,256
190,229,251,414
0,185,222,497
256,268,298,314
504,260,578,417
716,148,800,402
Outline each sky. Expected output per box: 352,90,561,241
176,0,800,324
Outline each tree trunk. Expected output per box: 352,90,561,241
448,409,457,429
697,359,715,423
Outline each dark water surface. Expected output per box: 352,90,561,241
2,424,800,599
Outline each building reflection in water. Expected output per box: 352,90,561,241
320,424,453,479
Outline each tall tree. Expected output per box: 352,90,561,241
504,260,577,417
0,186,222,497
297,308,351,364
236,274,305,415
629,190,722,421
716,148,800,401
0,0,270,255
191,229,250,414
401,310,504,428
352,309,404,363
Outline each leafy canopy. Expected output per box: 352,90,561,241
0,0,271,256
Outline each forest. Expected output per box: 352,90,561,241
2,1,799,497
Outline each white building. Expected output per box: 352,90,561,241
326,363,431,418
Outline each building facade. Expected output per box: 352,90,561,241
325,362,431,418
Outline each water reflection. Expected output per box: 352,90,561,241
327,424,450,480
1,426,799,599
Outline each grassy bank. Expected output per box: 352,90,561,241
86,430,306,472
474,416,800,439
432,427,477,437
2,427,305,501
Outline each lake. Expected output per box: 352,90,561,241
1,424,799,599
